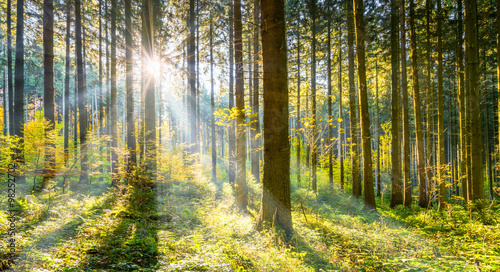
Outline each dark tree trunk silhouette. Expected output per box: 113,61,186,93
125,0,136,168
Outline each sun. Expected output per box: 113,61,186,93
146,59,161,79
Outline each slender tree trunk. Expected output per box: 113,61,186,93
125,0,136,168
327,5,333,188
228,3,236,185
310,0,318,193
210,12,216,182
99,0,103,137
252,0,261,183
76,0,88,184
465,0,484,207
257,0,292,237
234,0,247,211
425,0,434,207
347,0,360,197
64,1,71,163
143,0,156,176
436,0,446,210
410,0,427,208
338,24,344,191
188,0,197,155
7,0,14,137
376,59,380,197
42,0,55,190
400,0,411,207
353,0,375,209
390,0,402,208
110,0,118,185
14,0,25,171
296,14,301,189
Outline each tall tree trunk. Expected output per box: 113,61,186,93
376,59,380,197
76,0,88,184
400,0,411,207
99,0,103,136
327,4,333,188
425,0,434,207
465,0,484,207
188,0,197,155
42,0,55,190
437,0,446,209
125,0,136,168
64,1,71,162
390,0,402,208
251,0,261,183
353,0,375,209
143,0,156,176
338,24,344,191
7,0,14,137
228,3,236,185
234,0,247,212
210,12,216,182
296,14,301,189
110,0,118,185
310,0,318,193
347,0,360,197
14,0,25,171
410,0,427,208
257,0,292,237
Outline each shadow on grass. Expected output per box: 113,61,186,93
76,185,160,271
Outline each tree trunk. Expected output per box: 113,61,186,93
390,0,402,208
376,59,380,197
257,0,292,237
425,0,434,207
188,0,197,155
338,23,344,191
353,0,375,209
143,0,156,176
42,0,55,190
465,0,484,207
234,0,247,212
210,13,216,182
410,0,427,208
14,0,25,172
296,13,301,189
228,3,236,185
110,0,118,185
310,0,318,193
327,5,333,188
251,0,261,184
125,0,136,168
64,1,71,163
7,0,14,137
400,0,411,207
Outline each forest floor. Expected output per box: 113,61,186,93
1,156,500,271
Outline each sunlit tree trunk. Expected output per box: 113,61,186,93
353,0,375,209
425,0,434,207
188,0,197,155
327,3,333,188
257,0,292,237
410,0,427,208
338,23,344,191
228,3,236,185
234,0,247,211
64,1,71,163
143,0,156,177
310,0,318,193
42,0,55,190
125,0,136,168
110,0,118,185
400,0,411,207
296,13,301,189
390,0,402,208
251,0,261,184
210,12,216,182
347,0,360,197
375,59,380,197
7,0,14,137
465,0,484,208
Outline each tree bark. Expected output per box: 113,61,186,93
437,0,446,210
210,13,216,182
338,23,344,191
234,0,247,211
188,0,197,155
7,0,14,137
64,1,71,163
310,0,318,193
296,13,301,189
257,0,292,238
400,0,411,207
252,0,261,184
228,3,236,185
390,0,402,208
143,0,156,176
14,0,25,170
410,0,427,208
125,0,136,168
327,4,333,188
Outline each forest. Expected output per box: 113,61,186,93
0,0,499,270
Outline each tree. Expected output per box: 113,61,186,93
327,1,333,188
228,2,236,185
14,0,25,168
346,0,361,197
390,0,402,208
64,1,71,163
251,0,261,183
465,0,484,207
76,0,88,184
400,0,411,207
410,0,427,208
257,0,292,237
42,0,55,190
143,0,156,175
188,0,197,155
210,10,216,182
7,0,13,137
234,0,247,212
353,0,375,209
309,0,318,193
125,0,136,167
111,0,118,185
338,23,344,191
296,11,301,189
437,0,446,210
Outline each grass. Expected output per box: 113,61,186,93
1,154,499,271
